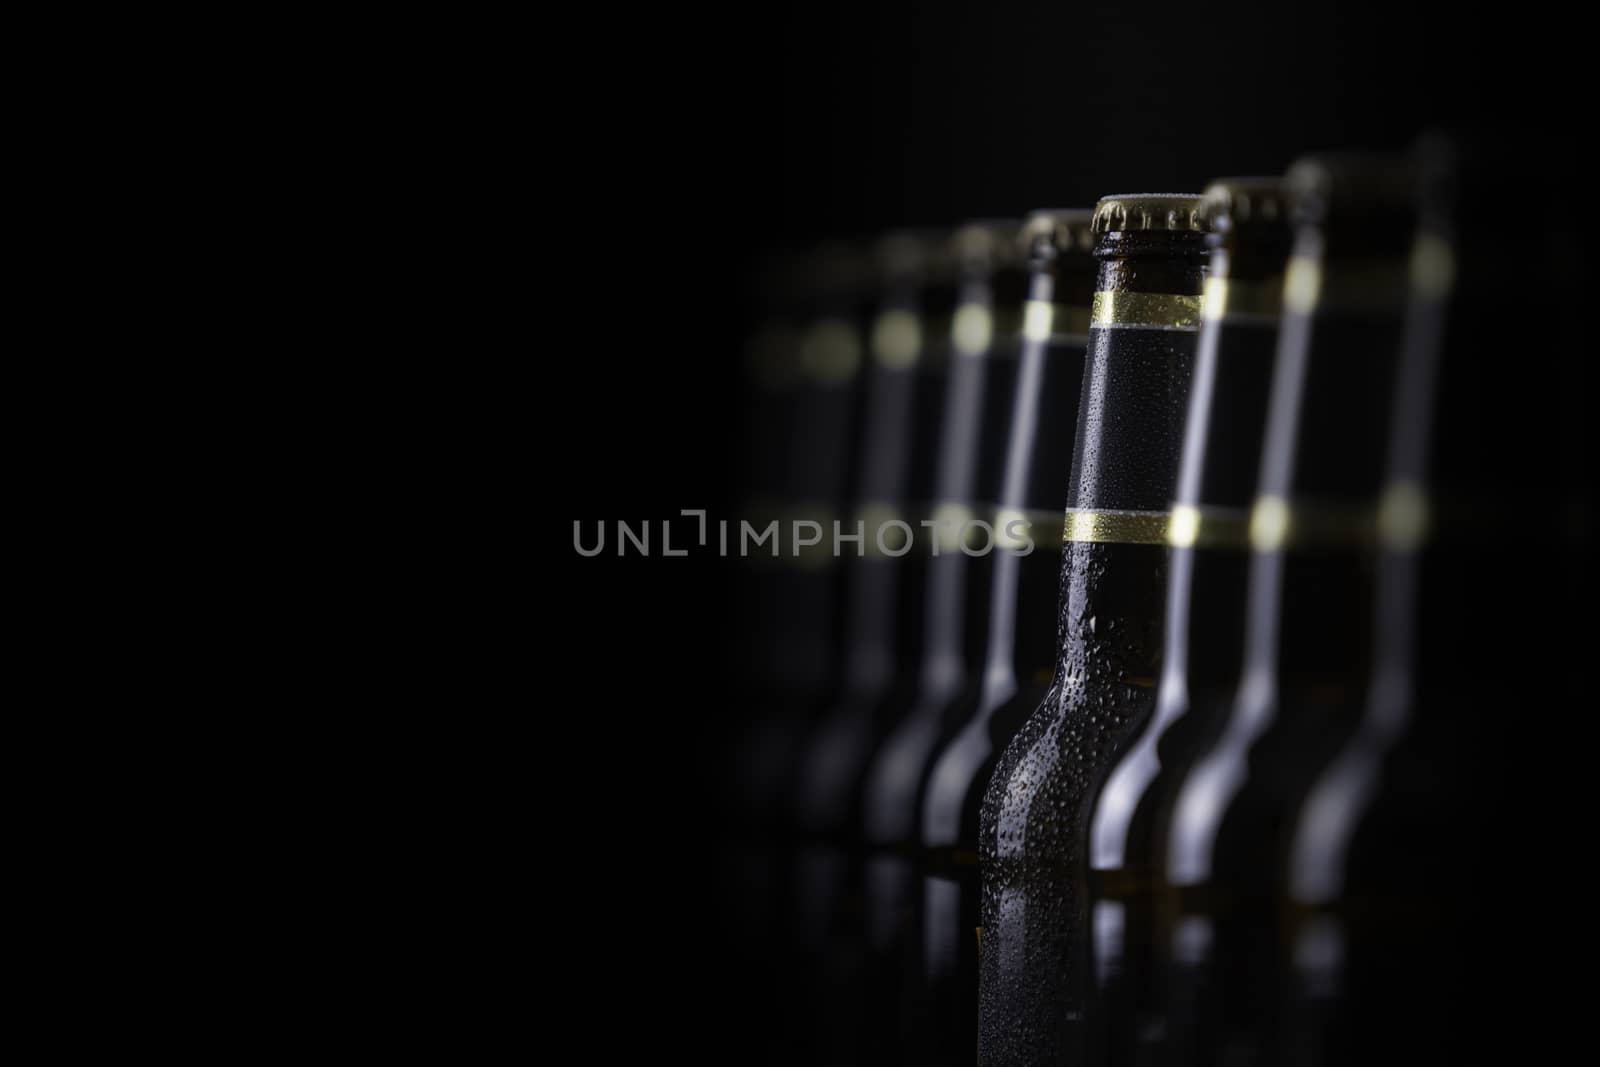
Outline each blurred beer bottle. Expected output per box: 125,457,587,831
1274,136,1455,1067
729,245,870,830
1162,155,1417,1066
858,220,1027,1062
1085,178,1292,1066
977,195,1207,1066
915,208,1096,1066
915,211,1100,1067
789,230,956,1064
1282,135,1583,1063
722,244,871,1063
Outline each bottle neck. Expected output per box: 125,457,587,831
1053,229,1205,691
955,268,1030,678
971,267,1030,509
840,275,952,691
1068,230,1206,513
1165,231,1290,689
1256,226,1412,504
1003,262,1094,514
1243,220,1415,688
1176,238,1290,510
980,255,1096,693
1366,208,1452,730
916,273,1004,692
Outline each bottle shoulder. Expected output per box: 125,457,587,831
922,682,1046,841
978,676,1160,858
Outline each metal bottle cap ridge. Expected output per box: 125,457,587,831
1020,209,1097,258
1091,194,1208,234
1200,178,1292,233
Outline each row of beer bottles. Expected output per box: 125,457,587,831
725,134,1585,1065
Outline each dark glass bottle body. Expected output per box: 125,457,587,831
859,239,1028,1062
1086,224,1291,1066
788,247,955,1065
977,226,1205,1067
1280,142,1582,1065
914,233,1096,1067
1162,197,1416,1067
1277,211,1449,1067
722,259,870,1066
729,262,869,825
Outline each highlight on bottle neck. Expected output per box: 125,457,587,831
948,219,1027,355
1018,208,1097,345
1241,152,1436,552
1159,179,1298,552
1198,177,1294,325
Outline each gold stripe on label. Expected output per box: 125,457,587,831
1022,300,1093,343
929,501,976,552
1063,508,1170,544
1249,494,1381,552
951,303,993,356
1202,277,1284,323
1284,257,1322,315
871,310,922,367
1377,481,1430,553
1167,504,1252,548
950,307,1026,353
1091,291,1202,331
1409,235,1455,300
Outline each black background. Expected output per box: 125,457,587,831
530,4,1575,1057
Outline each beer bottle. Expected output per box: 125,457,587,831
1272,137,1453,1067
789,230,956,1064
722,244,871,1063
1085,178,1293,1065
1162,155,1417,1066
729,246,870,826
914,209,1096,1067
780,245,876,715
977,194,1207,1066
858,220,1027,1060
1282,135,1582,1063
